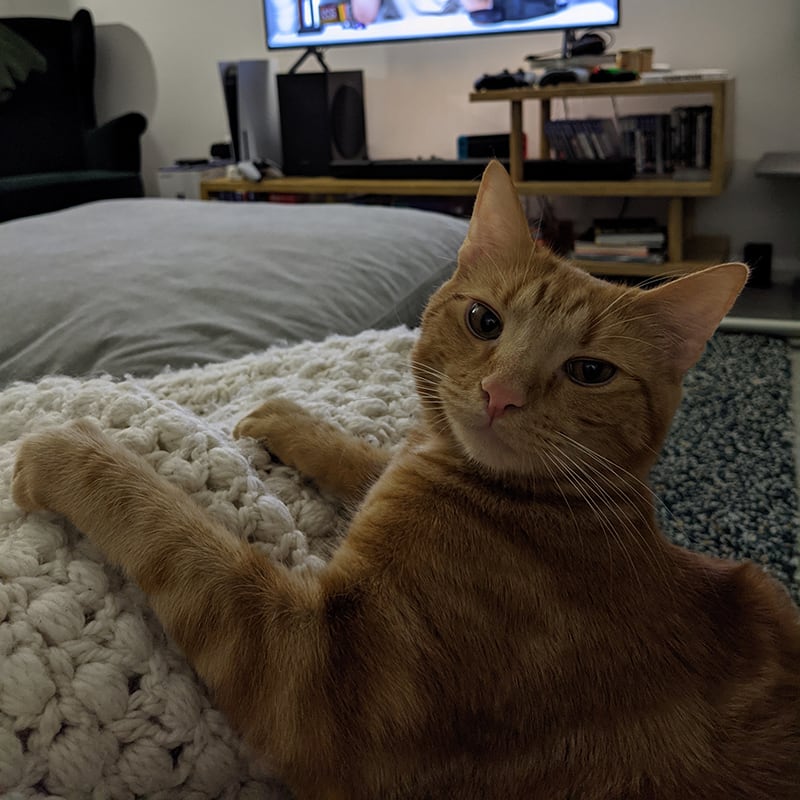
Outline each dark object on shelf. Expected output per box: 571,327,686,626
211,142,234,160
0,8,147,223
474,70,532,91
743,242,773,289
538,68,590,87
527,158,635,181
457,132,527,160
589,68,638,83
329,158,636,182
570,32,608,56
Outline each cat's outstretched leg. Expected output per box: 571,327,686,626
233,398,390,502
11,419,345,792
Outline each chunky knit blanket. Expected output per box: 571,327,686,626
1,327,797,799
0,328,419,799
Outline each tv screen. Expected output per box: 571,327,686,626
265,0,619,50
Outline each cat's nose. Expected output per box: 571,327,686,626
481,376,525,422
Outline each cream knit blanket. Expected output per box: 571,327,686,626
0,327,419,799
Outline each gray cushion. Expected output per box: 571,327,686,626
0,197,469,384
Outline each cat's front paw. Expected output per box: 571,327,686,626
12,419,108,513
232,398,312,466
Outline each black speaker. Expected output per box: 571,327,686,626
277,71,367,176
743,242,773,289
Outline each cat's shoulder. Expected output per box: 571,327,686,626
679,548,800,652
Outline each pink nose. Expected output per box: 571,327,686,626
481,376,525,422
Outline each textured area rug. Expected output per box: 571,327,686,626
652,333,800,603
0,327,797,798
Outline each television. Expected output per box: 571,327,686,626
264,0,619,53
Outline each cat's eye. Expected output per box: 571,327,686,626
566,358,617,386
466,302,503,340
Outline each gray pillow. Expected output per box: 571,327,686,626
0,198,469,384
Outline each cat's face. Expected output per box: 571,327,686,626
413,250,674,481
412,162,748,483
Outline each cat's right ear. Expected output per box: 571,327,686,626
457,160,532,274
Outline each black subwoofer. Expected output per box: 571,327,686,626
743,242,773,289
277,71,367,176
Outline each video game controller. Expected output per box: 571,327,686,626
474,69,534,91
589,67,638,83
237,161,263,181
537,67,590,87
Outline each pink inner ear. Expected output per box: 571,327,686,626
669,311,719,374
638,263,749,374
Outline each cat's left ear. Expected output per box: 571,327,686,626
457,160,532,273
635,262,749,374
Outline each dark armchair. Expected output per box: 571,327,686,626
0,8,147,223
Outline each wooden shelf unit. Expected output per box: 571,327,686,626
470,78,734,274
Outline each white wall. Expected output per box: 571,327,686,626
0,0,72,14
4,0,800,270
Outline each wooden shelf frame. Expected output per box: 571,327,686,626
470,77,734,273
470,78,732,191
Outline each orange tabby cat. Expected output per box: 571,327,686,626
13,162,800,799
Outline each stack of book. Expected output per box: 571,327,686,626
670,104,713,179
572,218,667,264
544,105,713,180
618,105,712,178
543,118,621,160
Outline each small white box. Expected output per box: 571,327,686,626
157,161,230,200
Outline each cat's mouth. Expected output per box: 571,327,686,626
448,405,527,473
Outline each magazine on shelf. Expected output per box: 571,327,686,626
573,241,652,258
589,219,667,247
574,223,666,264
571,250,666,264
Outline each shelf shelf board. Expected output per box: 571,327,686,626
515,178,720,197
578,259,712,278
202,176,481,197
201,175,721,199
470,78,731,103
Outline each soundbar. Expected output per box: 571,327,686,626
329,158,635,182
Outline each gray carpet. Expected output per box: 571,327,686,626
653,333,800,603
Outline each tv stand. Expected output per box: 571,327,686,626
561,29,577,58
289,47,330,74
